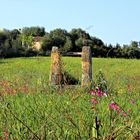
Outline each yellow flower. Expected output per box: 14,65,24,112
91,106,95,111
13,89,17,94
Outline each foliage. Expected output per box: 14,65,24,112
19,35,33,48
1,27,140,58
61,36,73,53
22,26,45,37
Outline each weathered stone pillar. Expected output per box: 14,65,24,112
50,47,62,85
81,46,92,87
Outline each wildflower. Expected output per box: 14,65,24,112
130,99,135,105
4,132,9,137
91,98,98,105
117,109,122,114
4,132,9,140
108,102,119,110
91,90,95,95
13,89,16,94
103,92,107,97
97,87,102,97
123,113,128,117
127,109,131,113
7,88,12,94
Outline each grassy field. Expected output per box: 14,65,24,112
0,57,140,139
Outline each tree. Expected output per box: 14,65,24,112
49,28,68,47
10,29,20,40
0,32,7,44
91,37,104,46
128,49,140,58
130,41,138,48
69,28,91,51
42,35,53,52
22,26,45,37
90,37,106,57
70,28,90,40
19,35,33,48
75,38,84,51
62,36,73,52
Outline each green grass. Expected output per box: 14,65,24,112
0,57,140,88
0,57,140,139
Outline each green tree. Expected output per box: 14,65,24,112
61,36,73,52
0,32,7,44
20,35,33,48
10,29,20,40
42,34,53,52
130,41,138,48
70,28,90,40
69,28,91,51
22,26,45,37
49,28,68,47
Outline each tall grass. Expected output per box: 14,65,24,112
0,57,140,139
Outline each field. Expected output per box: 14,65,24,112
0,57,140,140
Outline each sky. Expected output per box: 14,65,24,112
0,0,140,45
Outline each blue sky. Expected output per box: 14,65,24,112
1,0,140,45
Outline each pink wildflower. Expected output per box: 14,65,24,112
5,137,9,140
123,113,128,117
108,102,119,110
117,109,122,114
91,98,98,105
4,132,9,140
127,109,131,113
91,90,95,95
103,92,107,97
97,87,102,97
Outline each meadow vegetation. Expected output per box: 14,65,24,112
0,57,140,139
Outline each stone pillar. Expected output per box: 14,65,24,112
50,47,62,85
81,46,92,87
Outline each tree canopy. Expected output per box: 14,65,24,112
0,26,140,58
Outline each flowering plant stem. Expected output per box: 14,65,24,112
92,116,98,139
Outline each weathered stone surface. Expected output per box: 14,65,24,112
81,46,92,87
50,47,62,85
